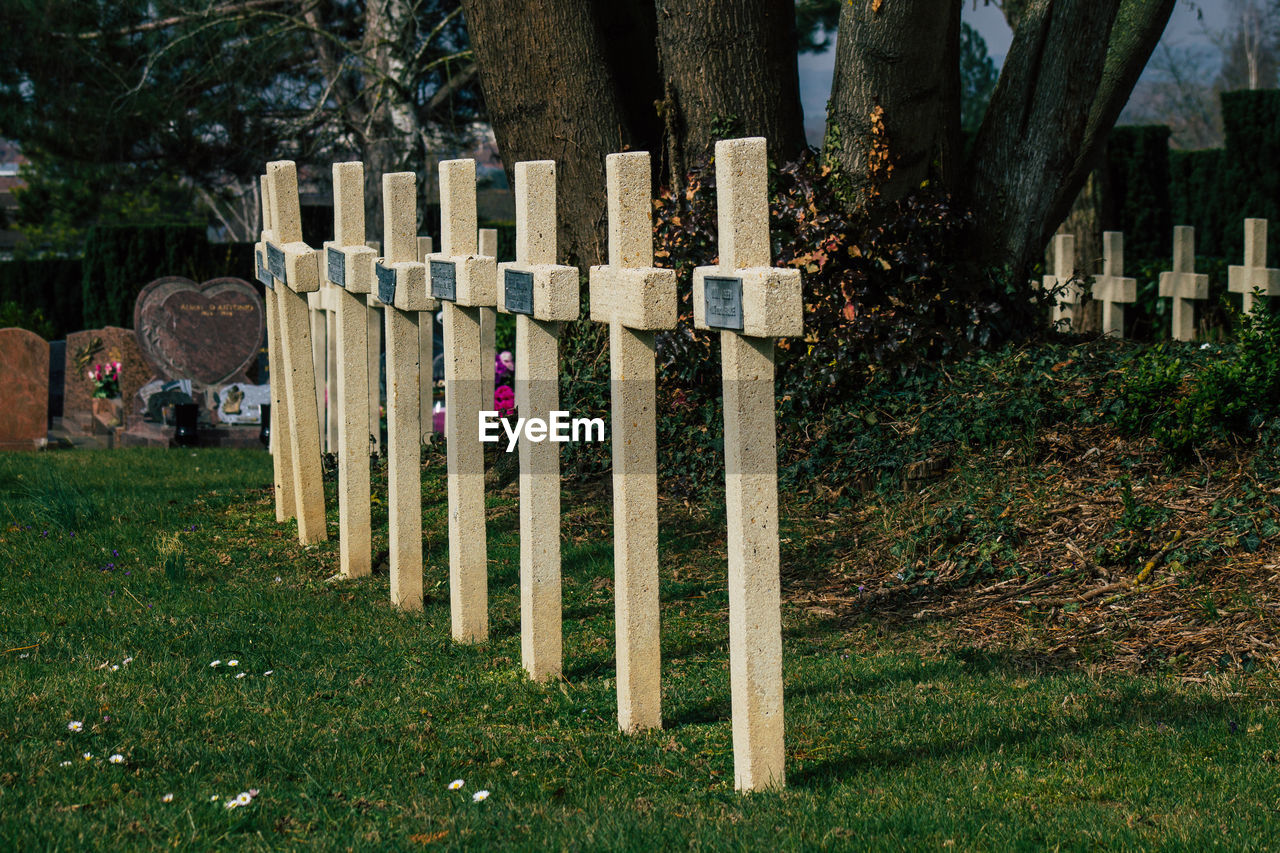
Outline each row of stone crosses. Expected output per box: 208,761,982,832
255,138,799,792
1044,220,1280,339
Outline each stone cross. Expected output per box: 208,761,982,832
1092,231,1137,338
1042,233,1080,330
1158,226,1209,342
256,173,296,525
425,159,497,642
324,162,379,578
417,235,436,444
692,138,802,792
479,227,499,409
264,160,327,544
376,173,432,610
1228,218,1280,315
587,151,676,730
496,161,579,682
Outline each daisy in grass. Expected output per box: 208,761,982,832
235,672,246,679
67,721,83,732
263,670,274,676
235,792,252,806
108,754,124,764
472,790,489,802
448,779,464,791
227,660,239,667
210,660,221,667
59,761,72,767
82,752,93,761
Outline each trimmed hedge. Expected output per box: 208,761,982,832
81,225,256,330
0,258,84,339
1105,125,1171,260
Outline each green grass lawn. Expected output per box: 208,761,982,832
2,448,1278,850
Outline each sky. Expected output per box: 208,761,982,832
797,0,1235,145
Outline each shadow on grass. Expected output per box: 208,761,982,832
790,685,1241,790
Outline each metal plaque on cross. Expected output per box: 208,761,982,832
376,262,396,304
504,269,534,315
430,260,457,302
705,276,744,331
327,247,347,288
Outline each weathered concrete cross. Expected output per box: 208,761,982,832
1158,226,1209,342
264,160,327,544
496,160,579,681
1092,231,1137,338
1042,233,1080,331
255,172,295,525
692,137,802,792
376,172,433,610
1228,218,1280,315
587,151,676,729
425,159,498,642
323,162,380,578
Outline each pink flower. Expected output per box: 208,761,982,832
494,385,515,417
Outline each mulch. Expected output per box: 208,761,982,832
785,425,1280,678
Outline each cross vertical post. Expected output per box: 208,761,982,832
377,173,432,610
1042,233,1079,330
496,161,579,681
1228,218,1280,315
417,236,436,443
265,160,327,544
325,161,379,578
1092,231,1137,338
479,227,499,410
256,172,295,524
588,151,676,729
426,159,497,642
1158,226,1209,342
692,138,802,792
308,288,329,452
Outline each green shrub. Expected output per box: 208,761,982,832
1107,303,1280,462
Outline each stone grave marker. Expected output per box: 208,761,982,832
1092,231,1137,338
134,276,264,388
425,158,497,642
692,137,802,792
62,326,148,435
588,150,677,728
417,235,436,443
377,172,432,610
264,159,327,544
0,328,49,451
479,227,498,410
257,172,296,524
325,161,379,579
1042,233,1080,330
1228,218,1280,315
1159,226,1209,342
497,160,579,682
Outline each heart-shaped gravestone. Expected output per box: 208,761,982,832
133,277,265,387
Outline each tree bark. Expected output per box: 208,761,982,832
966,0,1174,279
459,0,661,266
655,0,807,185
824,0,961,206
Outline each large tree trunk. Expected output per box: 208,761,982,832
966,0,1174,279
824,0,961,206
655,0,807,188
459,0,661,266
